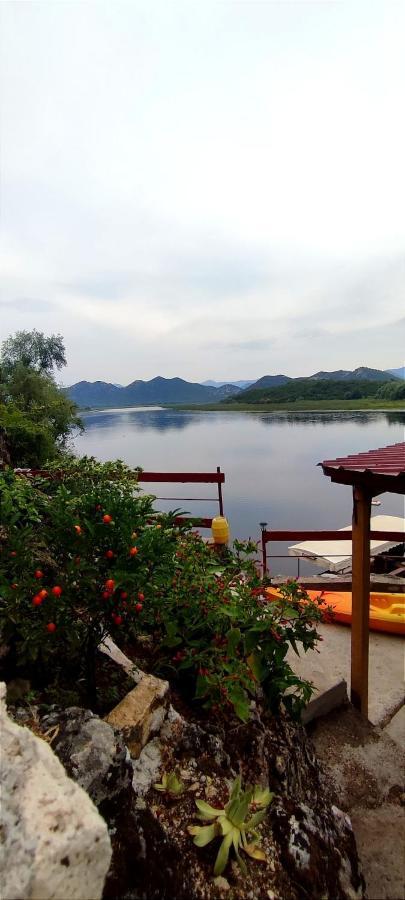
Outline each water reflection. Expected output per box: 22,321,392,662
83,408,201,433
74,407,405,573
82,407,405,435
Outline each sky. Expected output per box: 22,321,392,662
1,0,404,386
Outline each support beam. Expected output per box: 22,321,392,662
351,484,372,716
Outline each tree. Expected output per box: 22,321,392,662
0,331,81,467
1,330,66,374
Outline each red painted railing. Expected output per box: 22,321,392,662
260,527,404,575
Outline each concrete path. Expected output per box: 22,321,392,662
310,705,405,900
289,622,404,725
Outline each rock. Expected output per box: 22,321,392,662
40,706,132,806
98,634,143,683
0,683,111,900
104,706,365,900
104,673,169,757
22,696,364,900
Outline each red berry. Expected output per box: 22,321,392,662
39,589,48,599
96,504,102,511
32,594,43,606
74,525,82,534
120,591,128,600
105,578,115,591
103,514,112,524
129,546,138,556
10,551,17,557
74,556,81,565
112,614,122,625
46,622,57,633
11,583,18,590
34,569,43,579
51,586,62,597
135,603,143,613
102,590,110,600
137,592,145,602
105,550,114,559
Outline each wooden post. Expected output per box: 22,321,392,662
351,484,372,716
217,466,224,516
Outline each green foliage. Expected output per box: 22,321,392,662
188,776,273,874
0,461,178,705
375,381,405,400
0,404,57,467
154,772,185,797
1,330,66,374
0,460,325,718
224,378,401,406
0,331,81,466
134,539,323,720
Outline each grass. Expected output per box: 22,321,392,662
170,399,405,413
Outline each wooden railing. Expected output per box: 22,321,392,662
260,527,405,579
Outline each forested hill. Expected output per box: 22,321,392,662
66,377,240,408
224,377,405,405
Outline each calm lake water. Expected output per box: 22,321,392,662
74,408,405,575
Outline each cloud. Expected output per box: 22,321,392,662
0,297,54,313
0,1,404,383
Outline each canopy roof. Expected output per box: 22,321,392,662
320,441,405,494
288,514,405,572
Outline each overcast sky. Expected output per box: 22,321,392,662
1,0,404,385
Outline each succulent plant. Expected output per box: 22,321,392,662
188,776,273,875
153,771,185,797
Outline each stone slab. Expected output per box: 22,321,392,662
104,673,169,757
286,645,347,724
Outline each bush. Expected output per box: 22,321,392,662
0,459,326,719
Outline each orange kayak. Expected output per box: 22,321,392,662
266,588,405,635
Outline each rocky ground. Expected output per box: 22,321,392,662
11,690,365,900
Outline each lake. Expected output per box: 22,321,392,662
73,408,405,576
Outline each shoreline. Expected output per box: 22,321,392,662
77,401,405,414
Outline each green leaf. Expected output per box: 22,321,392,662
189,823,218,847
226,627,241,655
251,786,273,809
214,831,233,876
246,808,268,829
195,798,222,819
243,843,267,862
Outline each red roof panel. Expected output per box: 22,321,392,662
320,441,405,477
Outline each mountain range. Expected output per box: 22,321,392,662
65,366,402,408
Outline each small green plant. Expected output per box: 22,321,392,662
154,771,185,797
188,776,273,875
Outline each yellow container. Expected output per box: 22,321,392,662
211,516,230,545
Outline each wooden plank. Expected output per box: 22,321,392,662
262,529,404,543
351,485,372,716
14,468,225,485
174,516,213,529
138,471,225,484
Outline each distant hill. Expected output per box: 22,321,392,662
245,374,292,391
66,377,241,408
307,366,400,382
386,367,405,380
225,376,405,406
202,380,255,389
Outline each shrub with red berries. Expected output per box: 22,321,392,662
0,459,327,719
